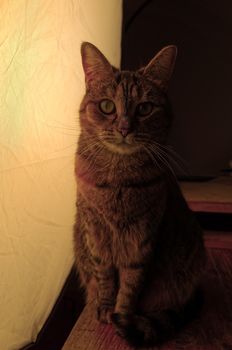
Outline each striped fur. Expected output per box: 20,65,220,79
73,42,206,347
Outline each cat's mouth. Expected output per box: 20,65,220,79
101,132,141,155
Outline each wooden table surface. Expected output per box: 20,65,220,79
180,176,232,213
62,302,133,350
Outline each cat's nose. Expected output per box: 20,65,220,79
119,128,129,137
117,116,130,137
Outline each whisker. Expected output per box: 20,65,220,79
134,133,189,176
78,143,105,177
157,144,190,174
148,144,177,180
42,121,79,135
152,144,189,176
142,145,163,172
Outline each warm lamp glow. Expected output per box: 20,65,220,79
0,1,122,349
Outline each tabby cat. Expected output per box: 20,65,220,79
74,42,206,347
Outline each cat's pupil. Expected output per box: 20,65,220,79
99,99,116,115
137,102,153,116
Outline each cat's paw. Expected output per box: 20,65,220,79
97,305,114,324
111,312,134,337
111,312,158,347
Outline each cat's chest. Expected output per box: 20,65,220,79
78,176,166,226
78,179,138,212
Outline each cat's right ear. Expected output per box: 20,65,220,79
81,42,114,85
142,45,177,92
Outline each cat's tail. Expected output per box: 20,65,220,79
111,289,203,347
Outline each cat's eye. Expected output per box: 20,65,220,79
136,102,154,117
99,99,116,115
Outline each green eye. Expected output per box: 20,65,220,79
137,102,154,116
99,99,116,115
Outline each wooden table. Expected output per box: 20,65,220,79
180,176,232,213
62,303,132,350
62,176,232,350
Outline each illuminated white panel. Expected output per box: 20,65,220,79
0,1,122,349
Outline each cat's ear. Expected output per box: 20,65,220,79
81,42,114,85
143,45,177,91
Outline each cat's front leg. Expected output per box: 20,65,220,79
114,265,145,315
92,259,116,324
111,265,148,339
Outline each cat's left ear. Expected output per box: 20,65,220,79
143,45,177,92
81,42,114,85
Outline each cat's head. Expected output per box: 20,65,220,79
79,42,177,155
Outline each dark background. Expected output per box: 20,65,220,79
121,0,232,177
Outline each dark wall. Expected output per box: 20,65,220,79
122,0,232,176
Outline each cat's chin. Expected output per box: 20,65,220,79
102,140,140,155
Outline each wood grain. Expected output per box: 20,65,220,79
61,302,133,350
180,176,232,213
